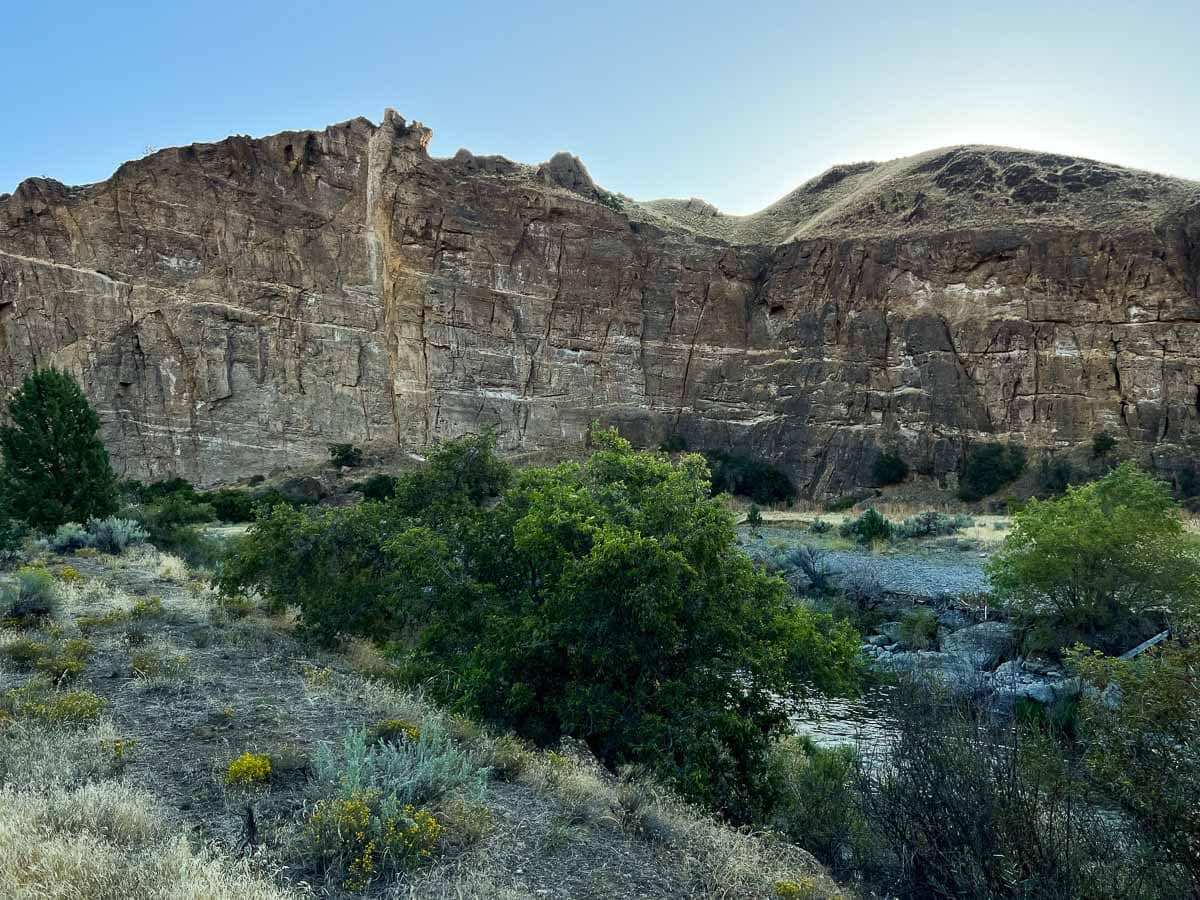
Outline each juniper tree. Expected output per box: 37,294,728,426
0,368,117,530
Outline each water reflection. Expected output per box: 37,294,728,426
791,678,899,753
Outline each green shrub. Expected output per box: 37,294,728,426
311,725,485,807
305,791,442,889
47,522,92,553
1038,456,1074,495
858,684,1147,899
959,442,1026,501
988,462,1197,649
745,504,764,528
1,679,105,726
872,451,909,486
706,451,795,505
1069,637,1200,894
897,607,938,650
0,368,118,530
1092,432,1118,457
329,443,364,468
893,511,973,540
0,499,23,563
3,636,50,668
808,518,832,534
85,517,148,554
355,474,397,502
825,493,870,513
202,488,258,523
762,736,870,877
3,566,59,620
223,428,860,819
838,508,893,545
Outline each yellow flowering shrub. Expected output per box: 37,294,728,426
131,595,163,618
774,879,821,899
369,718,421,745
226,752,272,786
75,609,128,635
57,566,83,583
2,681,105,726
307,791,441,890
2,637,50,669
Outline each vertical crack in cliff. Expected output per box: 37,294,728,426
522,229,566,402
678,280,712,413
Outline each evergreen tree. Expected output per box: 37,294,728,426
0,368,117,530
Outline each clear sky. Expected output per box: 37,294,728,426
2,0,1197,214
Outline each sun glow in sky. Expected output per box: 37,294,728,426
2,0,1197,215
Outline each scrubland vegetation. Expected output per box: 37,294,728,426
1,367,1198,899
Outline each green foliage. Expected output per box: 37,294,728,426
761,737,870,877
1037,455,1074,495
824,494,867,513
1092,431,1118,457
204,488,258,523
0,491,23,562
223,427,860,818
745,504,763,528
1069,636,1200,894
872,451,909,486
2,566,59,620
595,188,625,212
838,508,893,545
898,607,938,650
355,474,398,502
85,517,148,554
329,443,364,468
310,724,485,810
893,511,973,540
807,518,832,534
857,685,1155,899
0,368,117,530
958,442,1026,501
988,463,1200,646
48,522,91,553
705,451,794,506
658,434,687,453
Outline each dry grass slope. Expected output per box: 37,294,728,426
0,544,848,899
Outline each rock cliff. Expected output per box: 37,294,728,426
2,109,1199,495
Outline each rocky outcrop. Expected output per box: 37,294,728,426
2,110,1199,491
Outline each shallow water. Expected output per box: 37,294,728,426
791,679,899,752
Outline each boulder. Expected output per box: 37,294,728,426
278,476,327,505
940,621,1016,670
872,651,981,694
937,608,973,632
878,621,904,643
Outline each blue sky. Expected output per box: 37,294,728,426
2,0,1197,214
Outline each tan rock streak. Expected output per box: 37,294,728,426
1,113,1198,495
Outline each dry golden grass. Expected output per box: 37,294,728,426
0,782,299,899
8,538,855,899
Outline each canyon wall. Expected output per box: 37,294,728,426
2,110,1198,495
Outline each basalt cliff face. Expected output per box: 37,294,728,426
2,110,1199,495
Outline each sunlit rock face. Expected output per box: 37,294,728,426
2,111,1198,495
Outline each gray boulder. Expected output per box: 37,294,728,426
878,621,904,643
940,621,1016,670
873,651,981,694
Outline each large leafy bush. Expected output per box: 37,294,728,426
988,462,1200,646
222,428,859,819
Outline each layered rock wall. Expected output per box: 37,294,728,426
2,110,1198,495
